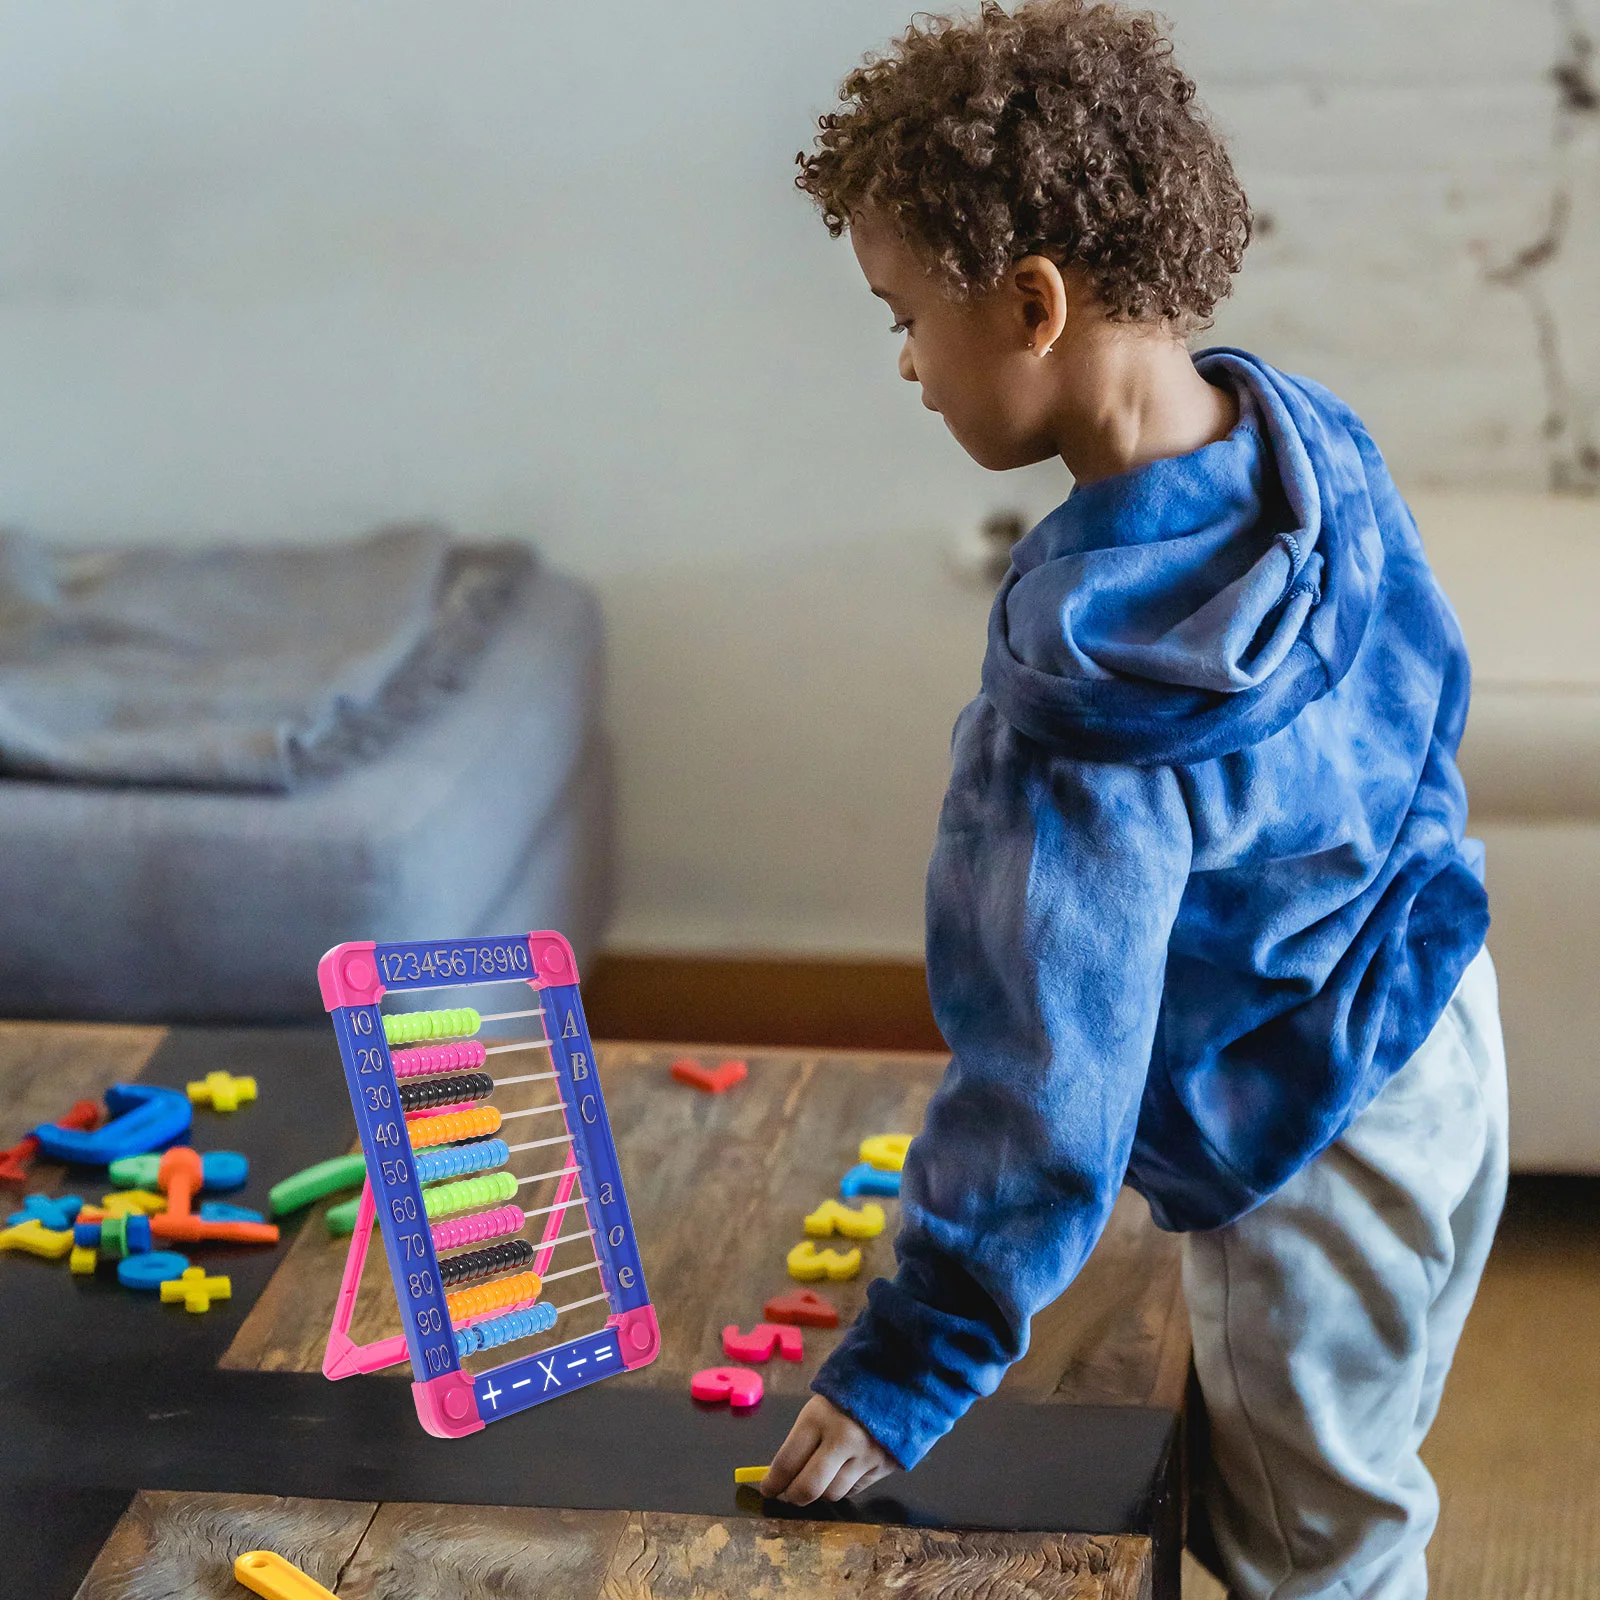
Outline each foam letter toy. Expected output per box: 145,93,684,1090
186,1071,258,1113
722,1322,805,1363
787,1241,861,1281
160,1265,232,1312
690,1366,764,1408
268,1152,367,1217
804,1199,885,1240
117,1251,190,1291
0,1217,74,1259
763,1287,840,1327
109,1150,248,1193
859,1134,912,1173
32,1084,191,1166
840,1161,901,1198
0,1098,99,1185
6,1194,83,1231
669,1057,748,1093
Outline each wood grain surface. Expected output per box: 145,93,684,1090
0,1021,166,1150
222,1043,1188,1416
75,1490,1155,1600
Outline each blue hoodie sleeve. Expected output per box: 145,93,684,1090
811,697,1193,1469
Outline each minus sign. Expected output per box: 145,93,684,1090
512,1379,532,1389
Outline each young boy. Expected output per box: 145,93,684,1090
760,4,1508,1596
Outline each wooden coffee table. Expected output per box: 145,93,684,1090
0,1022,1190,1599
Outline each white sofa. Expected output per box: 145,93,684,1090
1416,494,1600,1172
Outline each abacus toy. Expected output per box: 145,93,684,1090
318,932,658,1438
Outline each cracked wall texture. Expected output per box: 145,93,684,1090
1173,0,1600,492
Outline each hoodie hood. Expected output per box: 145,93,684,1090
981,348,1387,765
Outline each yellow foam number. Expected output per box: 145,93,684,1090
787,1241,862,1282
804,1199,886,1240
0,1218,74,1259
98,1189,167,1216
859,1134,912,1173
186,1071,258,1113
160,1265,232,1312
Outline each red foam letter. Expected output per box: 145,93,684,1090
763,1288,839,1328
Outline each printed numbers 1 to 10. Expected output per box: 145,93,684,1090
378,943,530,984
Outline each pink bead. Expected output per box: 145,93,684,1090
391,1040,488,1079
430,1204,525,1253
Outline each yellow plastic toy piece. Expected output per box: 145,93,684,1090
234,1549,339,1600
733,1465,770,1485
859,1134,912,1172
804,1198,886,1240
186,1070,258,1113
70,1245,97,1275
787,1240,862,1282
97,1189,167,1216
0,1217,74,1259
159,1265,232,1312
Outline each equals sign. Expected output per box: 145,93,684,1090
594,1345,615,1360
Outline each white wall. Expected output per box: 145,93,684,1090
0,1,1594,955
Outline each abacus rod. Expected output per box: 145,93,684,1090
538,1259,601,1285
483,1040,553,1056
506,1134,573,1154
552,1291,610,1317
499,1103,568,1121
490,1069,558,1087
517,1164,579,1187
523,1191,587,1220
478,1006,545,1023
518,1225,594,1252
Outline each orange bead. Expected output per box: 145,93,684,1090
407,1106,501,1150
445,1268,542,1324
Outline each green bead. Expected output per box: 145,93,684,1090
325,1195,362,1237
382,1007,481,1045
422,1170,516,1220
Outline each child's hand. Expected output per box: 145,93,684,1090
762,1393,898,1504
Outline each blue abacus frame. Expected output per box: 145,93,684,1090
319,931,658,1437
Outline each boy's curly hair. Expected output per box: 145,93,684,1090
795,0,1250,328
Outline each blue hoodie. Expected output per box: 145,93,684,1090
812,348,1490,1471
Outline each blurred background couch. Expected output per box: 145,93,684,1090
0,1,1592,1164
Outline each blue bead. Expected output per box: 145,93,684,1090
198,1201,265,1224
117,1251,190,1290
74,1221,102,1248
125,1214,153,1252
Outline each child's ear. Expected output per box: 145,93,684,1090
1010,255,1070,356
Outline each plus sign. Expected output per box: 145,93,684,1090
482,1381,502,1410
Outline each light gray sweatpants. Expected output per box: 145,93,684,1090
1184,946,1508,1600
